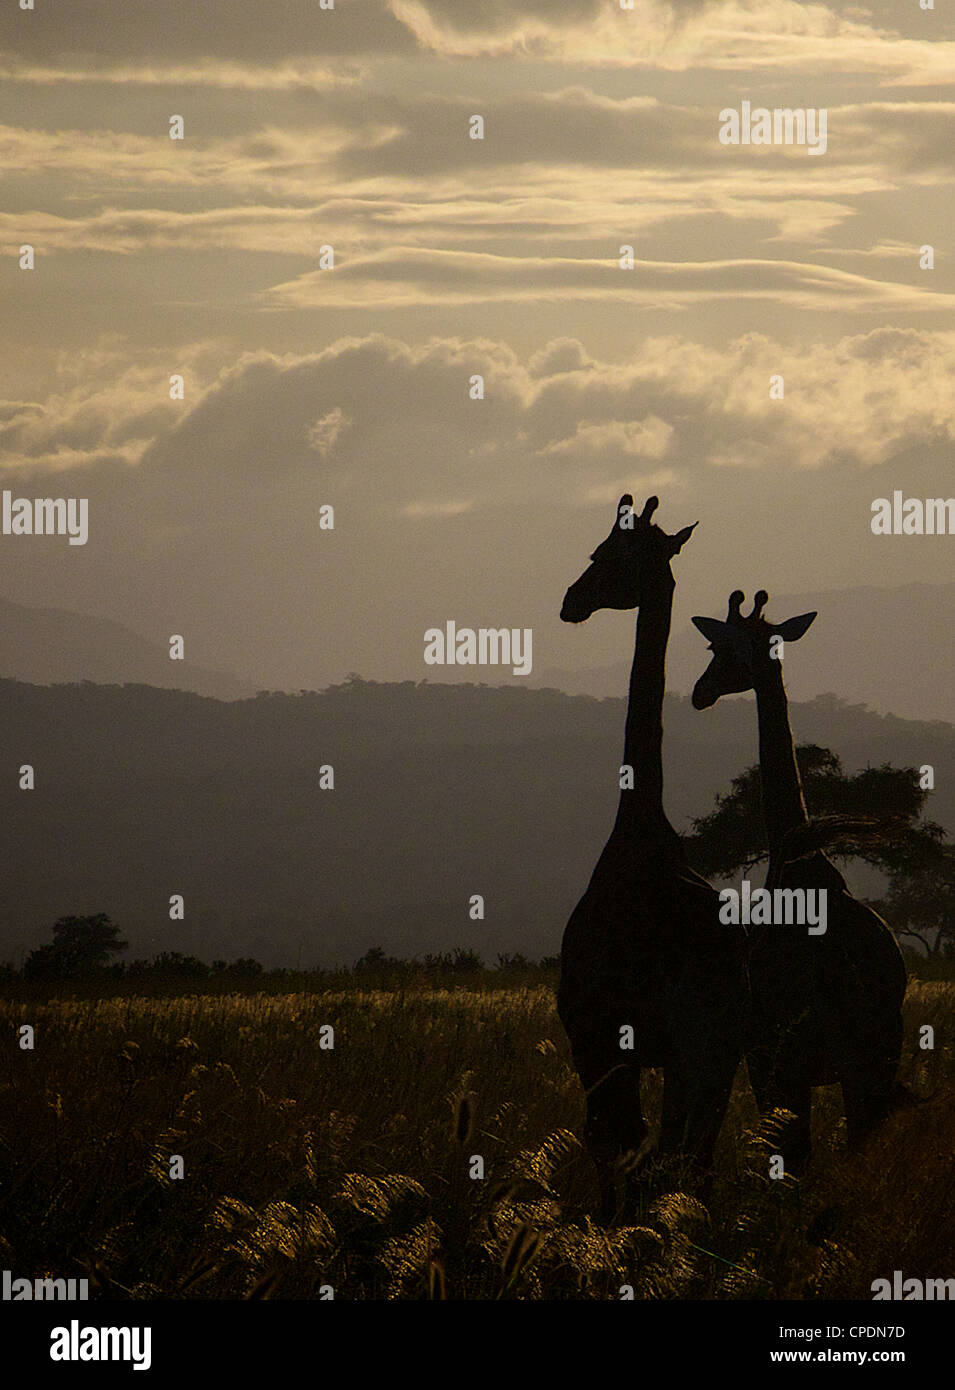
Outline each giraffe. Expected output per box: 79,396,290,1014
691,589,907,1172
557,495,747,1220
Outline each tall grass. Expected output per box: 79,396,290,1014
0,978,951,1298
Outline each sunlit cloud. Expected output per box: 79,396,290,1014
263,247,955,314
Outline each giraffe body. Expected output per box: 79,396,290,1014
692,591,907,1170
558,498,746,1218
746,852,906,1168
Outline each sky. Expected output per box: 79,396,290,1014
1,0,953,701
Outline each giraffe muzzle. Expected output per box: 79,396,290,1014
692,678,718,710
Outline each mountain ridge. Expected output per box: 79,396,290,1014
1,675,949,968
0,593,255,700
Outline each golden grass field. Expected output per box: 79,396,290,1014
1,970,953,1299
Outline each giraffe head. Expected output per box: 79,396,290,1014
560,495,697,623
690,589,817,709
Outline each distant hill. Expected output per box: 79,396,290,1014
534,581,955,725
0,594,254,700
4,582,948,720
1,677,951,969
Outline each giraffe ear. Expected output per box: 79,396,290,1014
668,522,698,555
692,616,752,656
691,616,731,642
771,612,817,642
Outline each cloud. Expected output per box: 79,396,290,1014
0,2,413,63
0,58,361,89
0,185,868,260
0,123,362,194
5,89,949,277
527,339,597,377
391,0,955,77
823,240,924,261
0,347,220,474
8,329,955,494
2,0,953,82
263,246,955,313
539,416,675,460
307,407,351,457
4,327,953,696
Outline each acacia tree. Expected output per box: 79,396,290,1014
685,746,951,953
871,848,955,956
23,913,129,980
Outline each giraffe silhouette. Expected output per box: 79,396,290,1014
691,589,907,1172
558,496,747,1220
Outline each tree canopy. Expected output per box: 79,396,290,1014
23,913,129,981
684,745,953,955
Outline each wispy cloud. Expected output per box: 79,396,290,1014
263,246,955,313
0,59,362,89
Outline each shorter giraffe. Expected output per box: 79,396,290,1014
691,590,907,1172
558,497,747,1219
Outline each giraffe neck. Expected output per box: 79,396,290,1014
753,660,811,869
611,565,682,855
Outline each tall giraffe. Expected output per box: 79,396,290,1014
558,496,747,1220
691,590,907,1171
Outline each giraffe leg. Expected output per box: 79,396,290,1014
842,1014,903,1151
582,1062,647,1223
660,1059,736,1198
842,1062,897,1151
683,1063,737,1175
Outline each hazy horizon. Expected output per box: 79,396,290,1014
2,575,952,723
